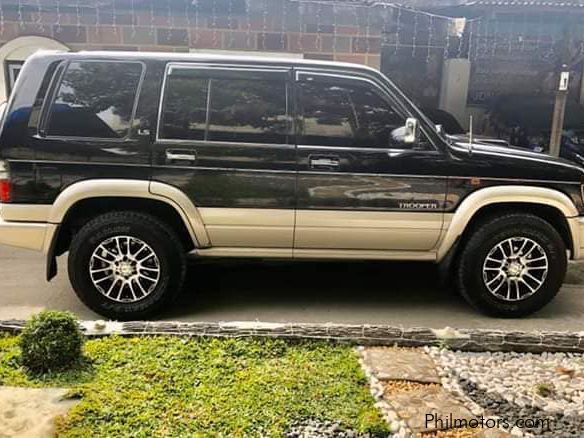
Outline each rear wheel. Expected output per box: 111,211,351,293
68,211,186,320
455,213,567,317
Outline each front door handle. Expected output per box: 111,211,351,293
165,149,196,163
309,155,340,170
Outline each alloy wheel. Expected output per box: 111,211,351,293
482,236,548,302
89,235,161,303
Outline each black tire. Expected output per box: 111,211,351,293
68,211,186,320
455,213,567,318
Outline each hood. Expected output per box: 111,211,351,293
448,133,509,147
448,139,584,183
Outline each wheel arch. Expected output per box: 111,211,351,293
46,179,210,280
437,185,577,262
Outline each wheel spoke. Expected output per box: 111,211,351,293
524,271,544,287
105,277,120,298
526,265,547,271
486,272,504,287
135,278,148,296
98,244,117,259
138,253,155,263
507,239,515,256
514,279,521,300
128,279,137,301
90,266,113,274
138,272,157,283
519,278,536,293
517,238,529,255
115,237,123,256
496,242,509,258
132,243,148,258
524,256,547,264
94,274,114,284
523,241,538,258
504,279,512,300
115,281,126,301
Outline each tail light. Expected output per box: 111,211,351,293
0,160,11,203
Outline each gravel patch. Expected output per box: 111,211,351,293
428,347,584,437
284,419,373,437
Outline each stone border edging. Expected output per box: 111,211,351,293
1,319,583,353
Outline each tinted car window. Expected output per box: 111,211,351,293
298,79,424,149
47,61,143,138
207,79,288,144
160,75,209,140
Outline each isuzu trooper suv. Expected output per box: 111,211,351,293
1,51,584,320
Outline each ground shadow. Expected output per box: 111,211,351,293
162,259,466,320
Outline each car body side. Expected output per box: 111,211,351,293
1,51,584,282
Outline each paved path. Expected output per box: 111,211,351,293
1,247,583,331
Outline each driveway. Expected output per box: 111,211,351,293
1,246,583,331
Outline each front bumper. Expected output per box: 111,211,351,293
0,218,56,253
568,216,584,260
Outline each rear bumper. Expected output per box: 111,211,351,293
0,204,56,253
0,218,57,253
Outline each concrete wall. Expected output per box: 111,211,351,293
439,58,471,129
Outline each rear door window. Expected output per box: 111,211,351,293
45,61,143,139
207,78,287,144
159,75,208,141
159,68,288,144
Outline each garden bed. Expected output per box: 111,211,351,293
0,335,388,437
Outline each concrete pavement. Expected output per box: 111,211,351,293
1,246,583,331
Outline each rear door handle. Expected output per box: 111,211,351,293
165,149,196,163
309,155,340,170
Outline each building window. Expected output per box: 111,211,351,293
46,61,143,139
5,60,24,96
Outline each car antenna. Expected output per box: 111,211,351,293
468,115,474,156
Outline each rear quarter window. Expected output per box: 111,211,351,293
45,60,143,139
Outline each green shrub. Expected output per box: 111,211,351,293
19,310,84,373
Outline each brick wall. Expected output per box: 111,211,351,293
0,0,397,69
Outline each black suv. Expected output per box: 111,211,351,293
1,51,583,320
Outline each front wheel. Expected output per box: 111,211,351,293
455,213,567,317
68,211,186,320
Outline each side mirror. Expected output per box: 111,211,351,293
403,117,419,144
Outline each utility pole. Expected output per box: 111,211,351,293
549,67,570,157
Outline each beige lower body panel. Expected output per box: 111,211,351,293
294,210,443,251
198,208,294,248
194,247,436,261
195,208,443,261
0,219,53,252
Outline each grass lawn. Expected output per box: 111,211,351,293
0,335,388,437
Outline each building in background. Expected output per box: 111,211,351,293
0,0,582,148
